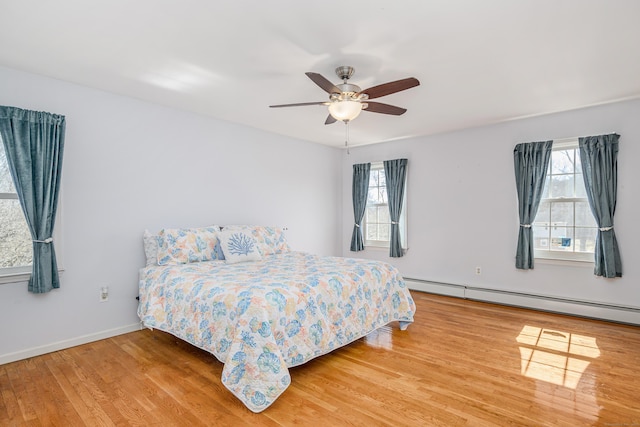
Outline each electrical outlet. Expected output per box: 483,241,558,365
475,267,481,275
100,286,109,302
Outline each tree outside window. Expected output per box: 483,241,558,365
0,140,32,271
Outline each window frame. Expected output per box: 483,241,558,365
532,139,596,263
363,162,408,250
0,194,33,283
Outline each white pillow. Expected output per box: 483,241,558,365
218,229,262,264
142,230,159,266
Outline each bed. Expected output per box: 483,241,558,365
138,225,415,412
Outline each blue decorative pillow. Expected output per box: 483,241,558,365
218,229,262,264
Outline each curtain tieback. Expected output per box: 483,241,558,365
391,221,399,225
33,237,53,243
519,224,532,228
354,224,360,228
599,226,613,231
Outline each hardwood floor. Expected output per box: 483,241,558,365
2,291,639,426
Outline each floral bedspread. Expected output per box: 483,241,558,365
137,251,415,412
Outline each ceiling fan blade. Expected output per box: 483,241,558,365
358,77,420,100
305,72,342,94
269,101,328,108
325,114,337,125
363,101,407,115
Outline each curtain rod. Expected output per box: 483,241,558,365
352,158,409,166
553,132,618,144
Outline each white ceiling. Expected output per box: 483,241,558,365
1,0,640,148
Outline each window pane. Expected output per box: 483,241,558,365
378,170,386,187
369,170,379,187
366,223,378,240
0,143,17,193
575,149,582,172
534,201,551,225
550,224,569,239
550,228,574,252
378,187,388,204
541,175,550,199
575,202,596,227
367,188,379,204
550,175,574,198
366,206,377,223
550,202,574,226
363,165,404,246
533,225,550,250
575,227,597,253
378,224,390,241
0,199,32,268
575,172,587,198
535,142,594,259
551,150,575,174
377,205,390,223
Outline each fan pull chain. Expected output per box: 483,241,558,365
345,120,350,154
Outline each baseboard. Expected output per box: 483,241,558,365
405,279,466,298
405,278,640,326
0,323,143,365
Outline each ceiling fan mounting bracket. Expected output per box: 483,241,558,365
335,66,355,82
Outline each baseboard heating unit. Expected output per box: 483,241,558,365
404,278,640,326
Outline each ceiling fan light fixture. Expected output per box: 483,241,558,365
328,100,362,122
269,66,420,127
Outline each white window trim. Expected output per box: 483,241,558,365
534,250,594,263
0,190,65,285
0,266,32,285
533,138,595,263
0,191,31,283
363,162,408,250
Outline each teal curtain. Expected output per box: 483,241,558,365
384,158,407,257
0,106,66,293
350,163,370,251
579,134,622,278
514,141,552,269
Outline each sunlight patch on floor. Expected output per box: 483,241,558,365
516,325,600,388
365,326,393,350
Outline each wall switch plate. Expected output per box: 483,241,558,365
100,286,109,302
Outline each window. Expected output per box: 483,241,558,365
364,163,407,248
532,139,597,262
0,140,33,276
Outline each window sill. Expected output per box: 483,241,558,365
534,257,594,267
364,242,390,249
534,248,594,263
363,244,409,253
0,271,31,285
0,268,65,285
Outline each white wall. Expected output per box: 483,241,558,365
0,66,342,361
341,98,639,309
2,62,637,362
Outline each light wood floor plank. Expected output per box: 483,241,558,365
2,291,639,426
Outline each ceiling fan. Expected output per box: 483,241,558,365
269,66,420,125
